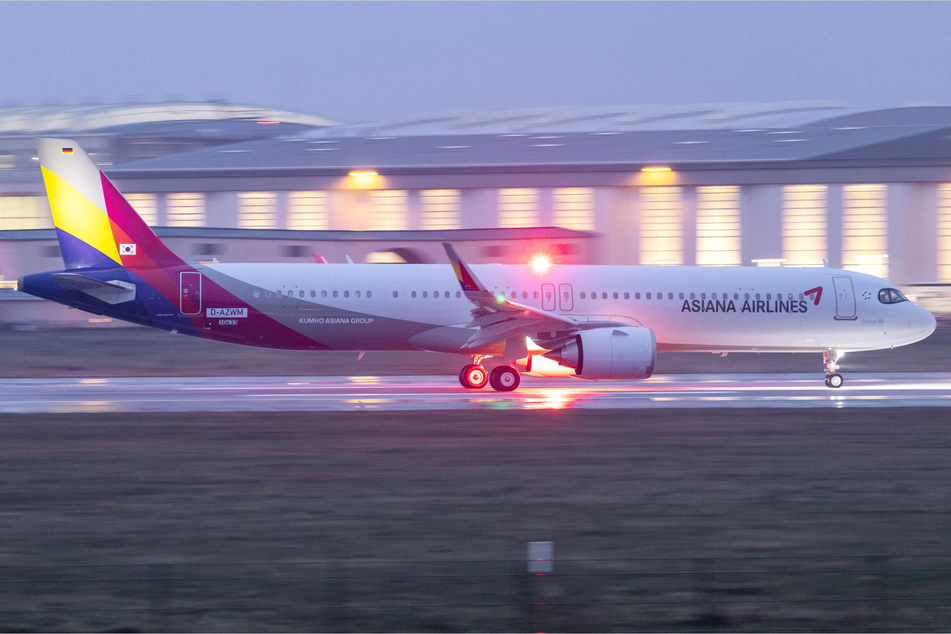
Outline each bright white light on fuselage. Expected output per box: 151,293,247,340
529,252,553,274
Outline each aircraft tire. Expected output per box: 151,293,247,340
826,373,844,388
459,364,489,389
489,365,520,392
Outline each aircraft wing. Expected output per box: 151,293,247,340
443,242,579,350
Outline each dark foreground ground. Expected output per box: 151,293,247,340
2,408,950,632
0,325,948,377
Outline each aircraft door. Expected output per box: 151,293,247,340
832,276,857,320
558,283,574,312
541,283,556,311
180,271,202,315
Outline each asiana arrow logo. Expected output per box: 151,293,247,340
804,286,823,306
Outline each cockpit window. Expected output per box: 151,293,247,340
878,288,908,304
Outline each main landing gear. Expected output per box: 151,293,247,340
823,350,844,388
459,359,521,392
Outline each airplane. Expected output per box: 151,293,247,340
18,138,937,391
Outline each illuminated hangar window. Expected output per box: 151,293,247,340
842,184,888,279
639,186,683,266
287,191,329,230
696,186,741,266
782,185,827,267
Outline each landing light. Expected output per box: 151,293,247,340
641,166,671,173
349,170,378,177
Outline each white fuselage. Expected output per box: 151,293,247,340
199,262,936,354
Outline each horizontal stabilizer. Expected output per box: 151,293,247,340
51,273,136,305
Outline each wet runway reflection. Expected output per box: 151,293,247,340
1,373,950,413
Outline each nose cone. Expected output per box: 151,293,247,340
907,304,937,344
918,305,938,340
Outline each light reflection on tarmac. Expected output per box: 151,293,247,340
1,373,950,413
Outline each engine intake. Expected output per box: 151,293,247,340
544,327,656,380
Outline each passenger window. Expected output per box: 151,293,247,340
624,292,630,300
356,290,361,298
646,292,652,300
581,292,586,299
310,290,316,298
456,291,461,298
411,291,417,298
423,291,428,298
333,290,338,298
635,292,641,300
613,292,618,299
322,290,328,298
393,291,398,298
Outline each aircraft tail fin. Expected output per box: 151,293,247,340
36,138,183,271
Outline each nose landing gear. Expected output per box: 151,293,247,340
823,350,844,388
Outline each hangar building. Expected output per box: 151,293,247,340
3,100,951,323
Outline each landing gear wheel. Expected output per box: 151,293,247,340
825,373,844,389
822,350,844,389
459,364,489,389
488,365,520,392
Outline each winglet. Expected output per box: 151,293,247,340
443,242,484,293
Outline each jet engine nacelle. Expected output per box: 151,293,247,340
544,327,656,380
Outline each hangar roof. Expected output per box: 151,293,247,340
110,103,951,176
0,101,337,134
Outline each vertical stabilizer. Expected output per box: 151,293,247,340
36,138,182,271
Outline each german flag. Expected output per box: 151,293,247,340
61,147,73,155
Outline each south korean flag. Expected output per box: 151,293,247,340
119,243,137,256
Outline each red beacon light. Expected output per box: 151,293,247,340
529,252,553,275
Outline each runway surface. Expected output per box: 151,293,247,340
2,372,951,412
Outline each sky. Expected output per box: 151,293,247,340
3,1,951,124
